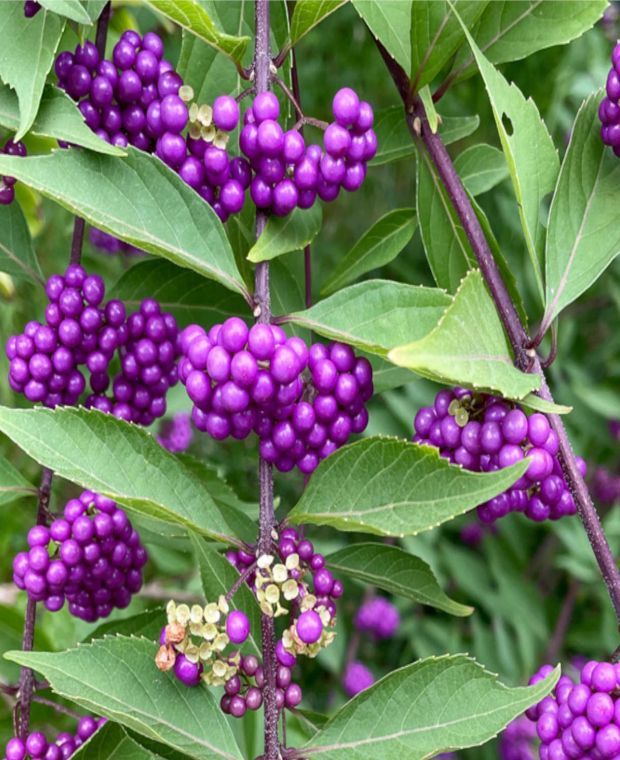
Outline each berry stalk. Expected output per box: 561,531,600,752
372,37,620,623
252,1,280,758
15,466,52,739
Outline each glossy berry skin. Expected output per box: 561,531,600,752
226,610,250,644
174,654,203,687
296,609,323,644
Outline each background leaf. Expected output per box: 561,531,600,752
543,91,620,330
455,143,509,196
38,0,91,24
247,205,322,263
290,0,347,45
72,722,166,759
0,453,35,507
6,636,243,760
321,209,416,296
351,0,411,71
177,31,238,106
301,656,559,758
289,280,451,358
0,149,248,298
288,437,529,536
326,543,473,616
0,4,65,139
389,270,540,399
0,202,43,284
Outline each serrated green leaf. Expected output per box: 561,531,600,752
0,453,35,507
322,209,416,296
83,609,164,644
247,204,322,263
0,4,65,139
455,9,559,301
389,270,539,399
352,0,411,72
0,84,124,156
145,0,249,66
177,30,238,106
289,280,451,359
290,0,347,44
288,437,529,536
0,149,248,298
543,91,620,332
72,722,165,759
5,636,243,760
38,0,91,24
302,656,558,758
110,259,247,328
371,108,478,166
0,202,43,284
411,1,489,89
190,535,261,656
367,356,415,394
520,393,572,416
455,143,509,196
327,543,473,616
0,406,247,545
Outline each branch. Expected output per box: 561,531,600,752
373,36,620,624
253,2,280,758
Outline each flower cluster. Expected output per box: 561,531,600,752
354,595,400,639
0,137,26,205
527,660,620,759
4,716,105,760
12,491,147,622
156,599,250,687
413,388,586,524
179,317,372,473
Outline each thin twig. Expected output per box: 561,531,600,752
225,561,258,603
292,116,328,132
545,580,579,663
272,75,304,119
540,322,558,370
236,86,256,103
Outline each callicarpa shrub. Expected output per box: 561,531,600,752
0,2,618,760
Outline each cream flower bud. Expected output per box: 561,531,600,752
190,604,204,624
285,553,300,570
218,595,229,615
204,603,221,624
257,554,274,569
272,564,288,583
265,584,280,604
176,604,190,625
282,579,299,601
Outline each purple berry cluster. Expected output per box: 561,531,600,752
499,716,537,760
527,660,620,759
342,660,375,698
89,227,143,256
179,317,372,474
413,388,586,524
600,43,620,153
0,138,27,206
354,595,400,639
157,412,193,453
23,1,41,18
12,491,147,622
55,32,182,153
6,265,113,407
86,297,180,426
242,88,376,216
592,467,620,506
3,716,105,760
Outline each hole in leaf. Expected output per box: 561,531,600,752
501,113,514,136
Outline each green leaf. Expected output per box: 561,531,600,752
289,280,452,359
543,91,620,331
0,149,248,298
0,453,35,507
0,202,43,284
290,0,347,45
455,144,509,196
411,1,488,89
72,723,166,759
145,0,249,67
322,209,416,296
38,0,91,24
0,406,247,545
301,656,559,758
83,609,165,644
247,205,322,263
326,543,473,616
456,10,559,301
520,393,572,416
190,535,261,656
352,0,411,72
0,4,65,139
367,356,415,394
177,31,238,106
288,437,529,536
389,270,539,399
0,84,125,156
463,0,607,72
418,86,438,132
6,636,243,760
110,259,247,328
371,107,478,166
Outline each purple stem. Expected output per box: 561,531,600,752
253,2,280,758
69,217,85,265
374,38,620,623
15,467,53,738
